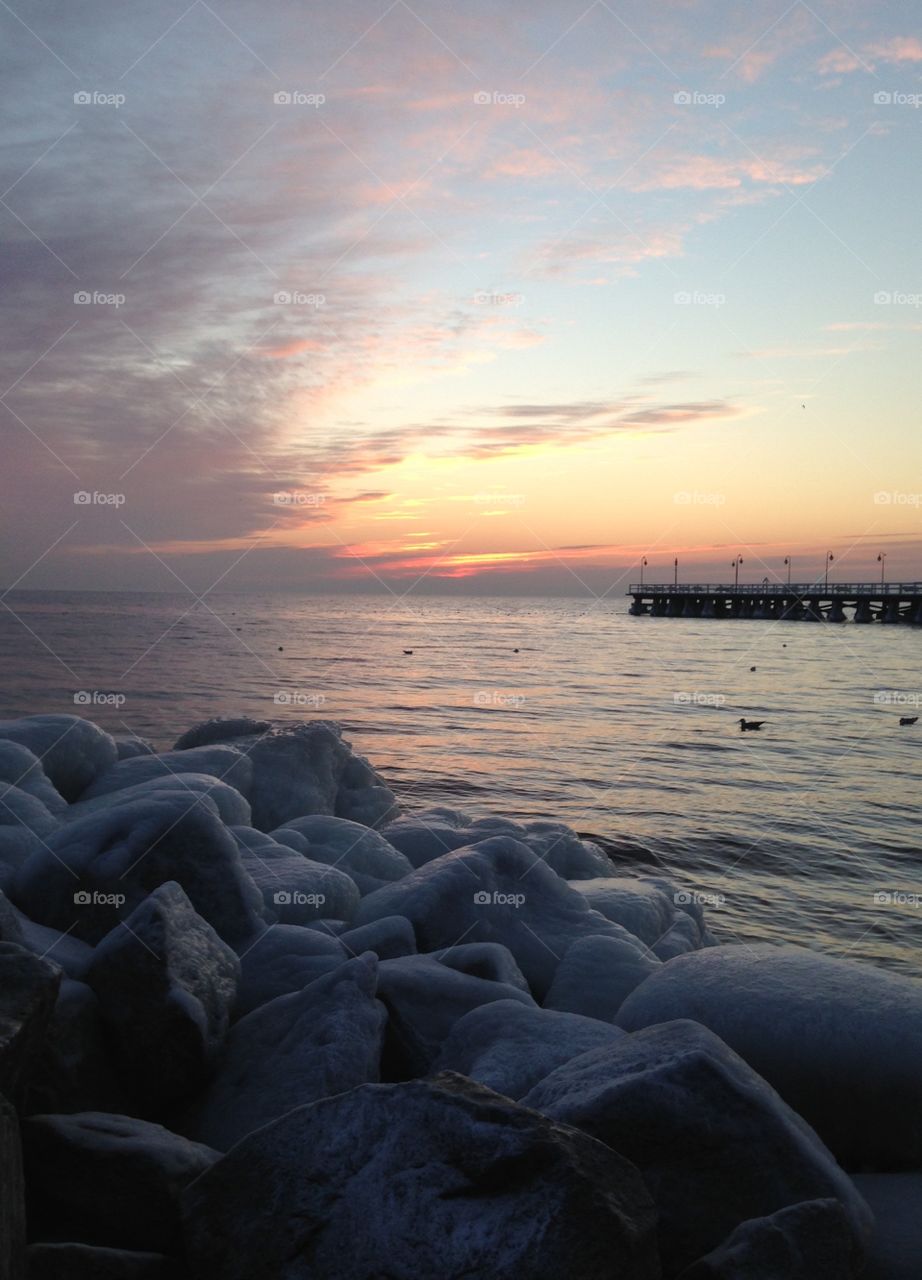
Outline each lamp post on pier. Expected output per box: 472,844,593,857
674,557,678,587
640,556,648,586
824,552,834,589
784,556,792,584
878,553,886,586
732,555,744,587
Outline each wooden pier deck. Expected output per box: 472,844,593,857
627,582,922,624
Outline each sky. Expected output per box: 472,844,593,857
1,0,921,597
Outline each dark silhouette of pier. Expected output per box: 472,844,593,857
627,582,922,624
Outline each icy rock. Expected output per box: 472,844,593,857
355,835,626,999
67,774,252,829
337,915,416,961
544,932,661,1021
617,943,922,1168
26,979,129,1117
522,1019,873,1277
239,841,360,925
0,716,117,802
0,785,59,840
0,891,24,945
113,735,156,761
14,796,266,945
851,1173,922,1280
233,923,345,1017
180,1073,660,1280
376,953,535,1079
25,1243,186,1278
79,746,253,805
172,718,272,751
23,1111,218,1253
569,877,680,946
0,943,61,1103
270,815,412,894
432,999,626,1100
1,1094,25,1280
13,915,93,980
86,884,240,1109
676,1198,861,1279
433,941,530,991
652,911,711,959
182,953,386,1151
0,740,67,815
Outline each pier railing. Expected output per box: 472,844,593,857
628,582,922,597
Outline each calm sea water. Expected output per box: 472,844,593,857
2,589,920,973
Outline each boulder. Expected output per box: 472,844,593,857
434,941,530,992
23,1111,217,1253
78,746,253,805
181,954,386,1151
86,884,240,1109
271,815,412,894
337,915,416,961
112,735,156,761
232,923,345,1017
544,932,661,1021
676,1198,860,1279
13,915,93,980
0,740,67,815
0,943,61,1102
0,890,24,945
239,842,359,925
617,944,922,1168
522,1019,873,1277
26,979,129,1116
0,716,117,802
851,1173,922,1280
181,1074,660,1280
1,1094,25,1280
66,774,252,829
432,999,625,1100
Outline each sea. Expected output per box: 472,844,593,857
2,589,920,974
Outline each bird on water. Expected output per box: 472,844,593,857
739,718,766,731
899,716,918,727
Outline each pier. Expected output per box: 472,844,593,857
627,582,922,624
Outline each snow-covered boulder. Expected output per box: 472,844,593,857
271,815,412,894
1,1095,24,1280
27,978,129,1117
180,1074,660,1280
522,1019,873,1277
676,1198,860,1279
376,954,535,1078
355,836,629,999
0,715,117,802
23,1111,218,1253
0,785,60,878
569,876,682,946
181,954,386,1151
337,915,416,961
0,740,67,815
14,796,267,945
433,941,530,992
432,999,626,1100
86,884,240,1110
851,1173,922,1280
544,932,661,1021
232,923,345,1017
11,912,93,980
66,773,252,828
617,944,922,1168
78,746,253,805
112,735,156,761
238,838,360,925
0,942,61,1103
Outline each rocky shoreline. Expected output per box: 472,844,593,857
1,713,919,1278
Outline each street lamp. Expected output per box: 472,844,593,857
640,556,648,586
878,553,886,586
732,555,743,587
674,557,678,587
824,552,834,589
784,556,792,585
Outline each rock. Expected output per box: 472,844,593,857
0,891,24,945
25,1243,186,1278
23,1112,217,1253
617,944,922,1168
232,923,345,1017
0,716,117,802
522,1019,873,1277
0,787,59,876
544,932,660,1021
181,954,386,1151
337,915,416,961
78,747,253,805
14,796,266,945
239,842,359,925
26,979,129,1117
676,1198,861,1279
432,999,626,1100
112,735,156,761
0,943,61,1103
851,1173,922,1280
13,915,94,980
0,740,67,815
1,1094,25,1280
376,954,535,1079
652,911,709,960
172,718,271,751
569,876,687,946
355,835,626,999
434,941,530,992
86,884,240,1110
66,774,252,828
271,816,412,894
181,1074,660,1280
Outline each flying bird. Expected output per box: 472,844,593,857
739,718,766,731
